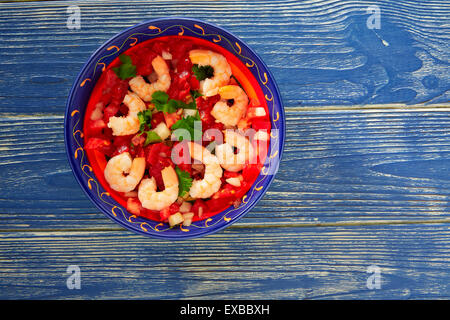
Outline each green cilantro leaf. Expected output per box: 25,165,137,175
190,90,203,99
175,166,193,197
112,54,136,80
137,109,152,133
144,131,162,146
151,91,197,113
192,64,214,81
171,113,202,141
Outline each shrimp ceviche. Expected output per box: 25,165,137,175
83,36,271,227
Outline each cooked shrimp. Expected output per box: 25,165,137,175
187,142,223,199
189,49,232,97
104,152,145,193
211,85,248,127
129,55,171,101
215,130,254,172
107,92,146,136
138,166,179,211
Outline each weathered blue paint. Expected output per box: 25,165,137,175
0,0,449,299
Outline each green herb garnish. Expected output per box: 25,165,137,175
137,109,152,133
144,131,162,146
112,54,136,80
171,113,202,142
192,64,214,81
175,166,193,197
151,91,197,113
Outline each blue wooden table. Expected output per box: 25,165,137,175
0,0,449,299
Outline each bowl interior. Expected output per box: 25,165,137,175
65,17,285,239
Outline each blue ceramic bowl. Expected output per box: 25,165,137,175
64,17,285,240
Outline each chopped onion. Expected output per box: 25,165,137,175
183,109,198,118
90,102,103,120
162,51,172,60
254,130,269,141
182,212,194,220
153,122,171,140
179,201,193,213
168,212,184,227
182,212,194,226
226,177,241,187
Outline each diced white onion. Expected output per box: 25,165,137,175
168,212,184,227
226,177,241,187
254,130,269,141
253,107,266,117
183,109,198,118
153,122,171,140
162,51,172,60
179,202,193,213
182,212,194,220
90,103,103,120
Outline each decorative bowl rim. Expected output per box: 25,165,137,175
64,17,286,240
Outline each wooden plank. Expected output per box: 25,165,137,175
0,223,449,299
1,108,449,231
0,0,448,113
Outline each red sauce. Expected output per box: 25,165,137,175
83,36,271,223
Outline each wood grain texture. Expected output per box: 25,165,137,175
0,0,449,300
1,224,450,299
0,0,448,113
1,109,449,231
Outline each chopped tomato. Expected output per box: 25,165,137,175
192,199,207,217
251,119,271,130
86,119,106,135
127,198,142,215
242,163,262,182
84,137,113,155
103,104,119,122
151,111,165,128
163,112,181,129
207,197,234,212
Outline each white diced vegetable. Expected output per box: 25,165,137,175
183,109,198,118
254,130,269,141
182,212,194,227
226,177,241,187
168,212,184,227
248,107,266,118
179,201,193,213
153,122,171,140
90,103,104,120
162,51,172,60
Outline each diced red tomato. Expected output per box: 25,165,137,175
151,111,165,128
103,104,120,123
163,112,181,129
251,119,271,130
207,197,234,212
159,203,179,221
192,199,207,217
84,137,113,155
159,207,171,221
113,135,133,148
86,119,106,135
223,171,241,179
127,198,142,215
242,163,262,182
